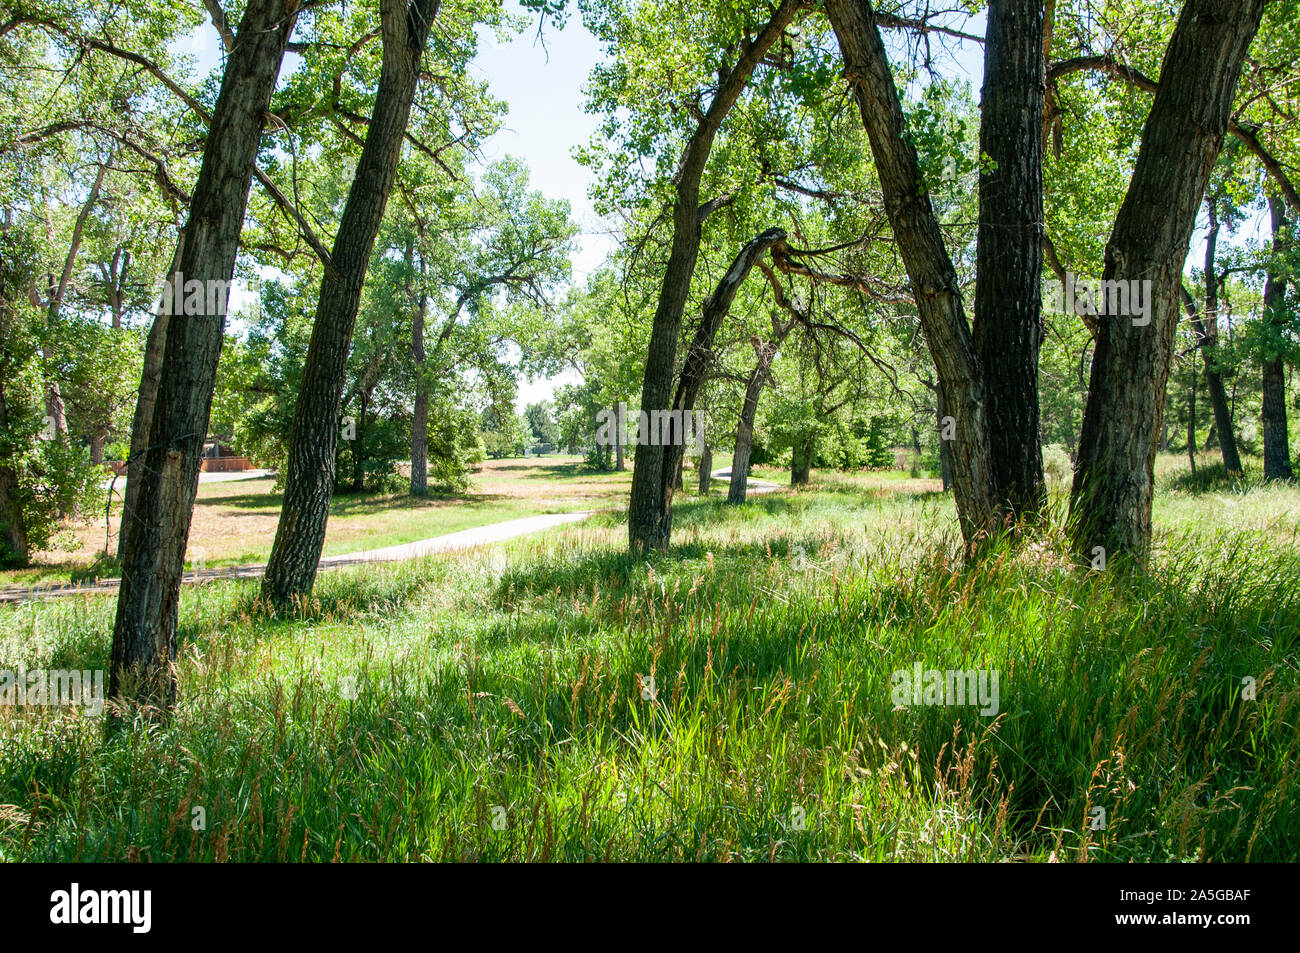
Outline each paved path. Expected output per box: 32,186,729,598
103,468,274,490
710,468,783,494
0,510,596,604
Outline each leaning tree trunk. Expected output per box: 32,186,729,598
650,228,788,530
827,0,1001,547
728,327,787,504
1262,193,1294,480
628,0,804,554
972,0,1046,519
263,0,442,605
1069,0,1267,562
1192,198,1243,473
111,0,302,711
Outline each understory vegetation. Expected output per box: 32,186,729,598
3,465,1296,862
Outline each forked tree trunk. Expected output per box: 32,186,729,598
263,0,442,605
111,0,302,710
1069,0,1266,561
972,0,1046,519
1262,193,1294,481
650,228,787,529
827,0,1001,546
628,0,804,554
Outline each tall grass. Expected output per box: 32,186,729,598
1,482,1297,861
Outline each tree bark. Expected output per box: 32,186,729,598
1262,193,1294,480
698,442,711,494
827,0,1001,546
263,0,441,605
111,0,302,710
627,0,804,553
1187,369,1198,475
973,0,1046,519
1069,0,1266,561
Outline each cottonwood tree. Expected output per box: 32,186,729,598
583,0,807,552
1068,0,1268,559
110,0,304,710
262,0,444,605
828,0,1270,561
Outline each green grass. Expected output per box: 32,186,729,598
1,470,1297,861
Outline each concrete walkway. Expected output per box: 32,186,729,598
0,510,597,604
710,468,783,494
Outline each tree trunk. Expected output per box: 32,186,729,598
627,1,803,554
728,332,784,504
615,404,624,471
118,237,182,560
1192,198,1242,472
698,442,711,494
1187,369,1198,475
972,0,1046,519
647,228,787,531
1262,193,1294,480
263,0,442,605
0,377,29,566
791,435,813,485
1069,0,1266,562
827,0,1002,547
410,243,428,497
352,388,370,492
111,0,302,711
937,388,954,491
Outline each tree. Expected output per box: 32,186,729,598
1261,193,1295,480
1069,0,1268,560
110,0,303,711
262,0,443,607
622,0,807,553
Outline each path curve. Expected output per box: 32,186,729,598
710,467,783,494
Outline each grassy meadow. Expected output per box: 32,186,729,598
1,457,1297,861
